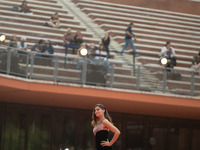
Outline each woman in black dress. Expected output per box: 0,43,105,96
91,104,120,150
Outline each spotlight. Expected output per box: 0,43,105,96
160,57,168,66
79,48,88,56
0,34,6,42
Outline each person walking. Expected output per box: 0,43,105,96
120,23,138,56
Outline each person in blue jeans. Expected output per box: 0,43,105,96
120,23,138,56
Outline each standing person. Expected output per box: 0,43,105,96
102,33,111,58
92,104,120,150
120,23,138,56
191,51,200,75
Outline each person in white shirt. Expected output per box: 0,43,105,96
95,44,110,72
17,36,27,51
160,41,177,70
95,44,108,61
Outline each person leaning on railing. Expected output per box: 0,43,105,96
95,43,110,72
191,51,200,75
8,35,18,51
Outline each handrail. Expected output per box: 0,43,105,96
0,45,199,97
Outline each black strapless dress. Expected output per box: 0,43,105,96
95,130,112,150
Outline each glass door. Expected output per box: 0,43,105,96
125,116,145,150
147,118,168,150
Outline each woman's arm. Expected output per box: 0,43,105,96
101,119,120,147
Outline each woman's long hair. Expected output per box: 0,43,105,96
91,104,112,127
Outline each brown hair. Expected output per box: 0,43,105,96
91,104,112,127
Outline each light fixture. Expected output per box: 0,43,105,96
160,57,168,66
79,48,88,56
0,34,6,42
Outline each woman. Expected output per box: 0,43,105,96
102,33,111,58
92,104,120,150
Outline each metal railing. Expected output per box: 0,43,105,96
0,46,199,97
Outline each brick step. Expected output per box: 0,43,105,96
0,2,68,14
0,7,72,21
138,57,191,68
117,39,199,51
76,3,200,24
2,29,99,45
104,27,200,46
0,23,89,37
33,0,57,3
127,43,199,56
0,16,80,26
113,33,200,47
108,30,198,42
75,0,200,20
19,63,136,84
167,81,200,90
94,19,200,37
0,11,73,22
82,9,200,29
4,0,62,8
88,13,200,33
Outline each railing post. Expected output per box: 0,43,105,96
190,71,195,96
162,67,167,93
25,53,30,78
133,54,135,76
136,65,141,90
29,53,35,79
109,65,114,88
81,58,87,85
6,50,11,75
54,56,59,83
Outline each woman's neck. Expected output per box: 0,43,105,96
98,116,105,123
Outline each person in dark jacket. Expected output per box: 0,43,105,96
102,33,111,58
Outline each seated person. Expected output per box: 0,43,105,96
8,35,18,50
31,39,45,54
44,12,61,29
43,40,54,57
88,43,98,59
76,43,88,69
11,1,32,13
160,41,177,71
17,36,27,52
74,31,83,51
191,51,200,75
95,43,110,72
63,28,74,56
74,31,83,44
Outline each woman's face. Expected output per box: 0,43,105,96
94,106,105,118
